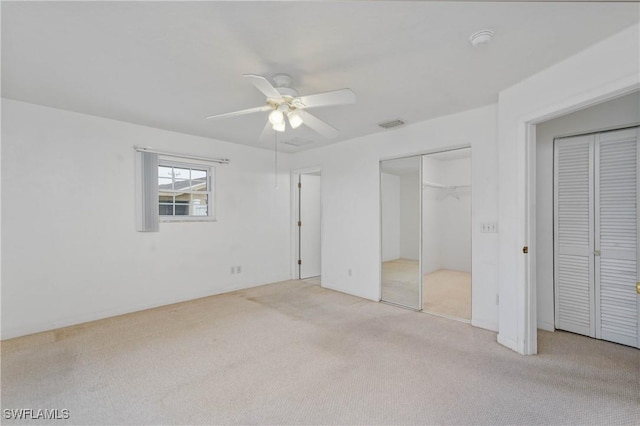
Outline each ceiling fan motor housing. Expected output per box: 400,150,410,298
272,73,293,87
272,73,298,100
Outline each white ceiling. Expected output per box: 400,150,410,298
2,2,639,153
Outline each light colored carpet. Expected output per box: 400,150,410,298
2,279,639,425
423,269,471,320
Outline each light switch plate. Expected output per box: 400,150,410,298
481,222,498,233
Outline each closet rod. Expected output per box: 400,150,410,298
422,180,470,189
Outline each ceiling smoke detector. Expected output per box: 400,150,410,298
378,119,405,129
469,29,494,47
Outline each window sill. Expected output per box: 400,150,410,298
159,217,217,223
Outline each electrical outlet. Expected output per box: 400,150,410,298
348,268,352,277
230,266,235,274
237,265,241,274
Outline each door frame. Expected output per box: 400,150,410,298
520,78,639,355
290,167,322,280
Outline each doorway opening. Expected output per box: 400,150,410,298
295,170,321,282
422,148,472,321
534,91,640,350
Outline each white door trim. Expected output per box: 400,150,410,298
290,167,322,280
520,76,639,355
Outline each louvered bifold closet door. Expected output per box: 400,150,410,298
554,135,595,337
595,128,640,348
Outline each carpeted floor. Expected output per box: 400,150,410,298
423,269,471,320
1,279,639,425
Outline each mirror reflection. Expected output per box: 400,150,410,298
380,156,421,309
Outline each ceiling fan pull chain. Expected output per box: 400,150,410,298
274,130,279,190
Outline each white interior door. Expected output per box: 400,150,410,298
299,174,321,279
595,128,639,348
554,127,640,348
554,134,595,337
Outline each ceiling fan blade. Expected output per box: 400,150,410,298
244,74,283,101
297,110,339,139
205,104,271,120
296,88,355,109
259,119,275,143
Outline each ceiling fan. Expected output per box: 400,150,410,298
206,74,356,141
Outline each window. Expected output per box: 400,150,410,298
136,149,225,231
158,160,214,221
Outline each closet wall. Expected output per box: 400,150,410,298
380,170,420,262
399,172,420,261
381,173,401,262
422,154,472,275
422,157,442,274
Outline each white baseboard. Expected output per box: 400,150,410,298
321,282,378,302
497,332,521,354
471,317,498,332
537,320,555,332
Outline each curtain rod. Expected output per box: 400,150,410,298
134,146,230,164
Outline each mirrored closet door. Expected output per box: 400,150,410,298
380,156,422,309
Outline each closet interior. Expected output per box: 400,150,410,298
380,148,472,320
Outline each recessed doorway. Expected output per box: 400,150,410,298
379,148,472,320
422,148,472,321
295,170,322,280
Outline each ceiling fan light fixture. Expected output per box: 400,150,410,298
287,110,303,129
269,109,284,125
272,121,286,132
207,73,356,141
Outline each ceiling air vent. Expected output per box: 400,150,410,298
283,137,314,147
378,119,405,129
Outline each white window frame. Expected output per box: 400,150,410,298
158,158,216,222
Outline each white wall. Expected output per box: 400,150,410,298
438,157,472,272
291,105,499,331
422,156,472,274
380,173,400,262
535,92,640,332
421,156,441,274
497,22,640,354
1,99,293,339
399,172,420,261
